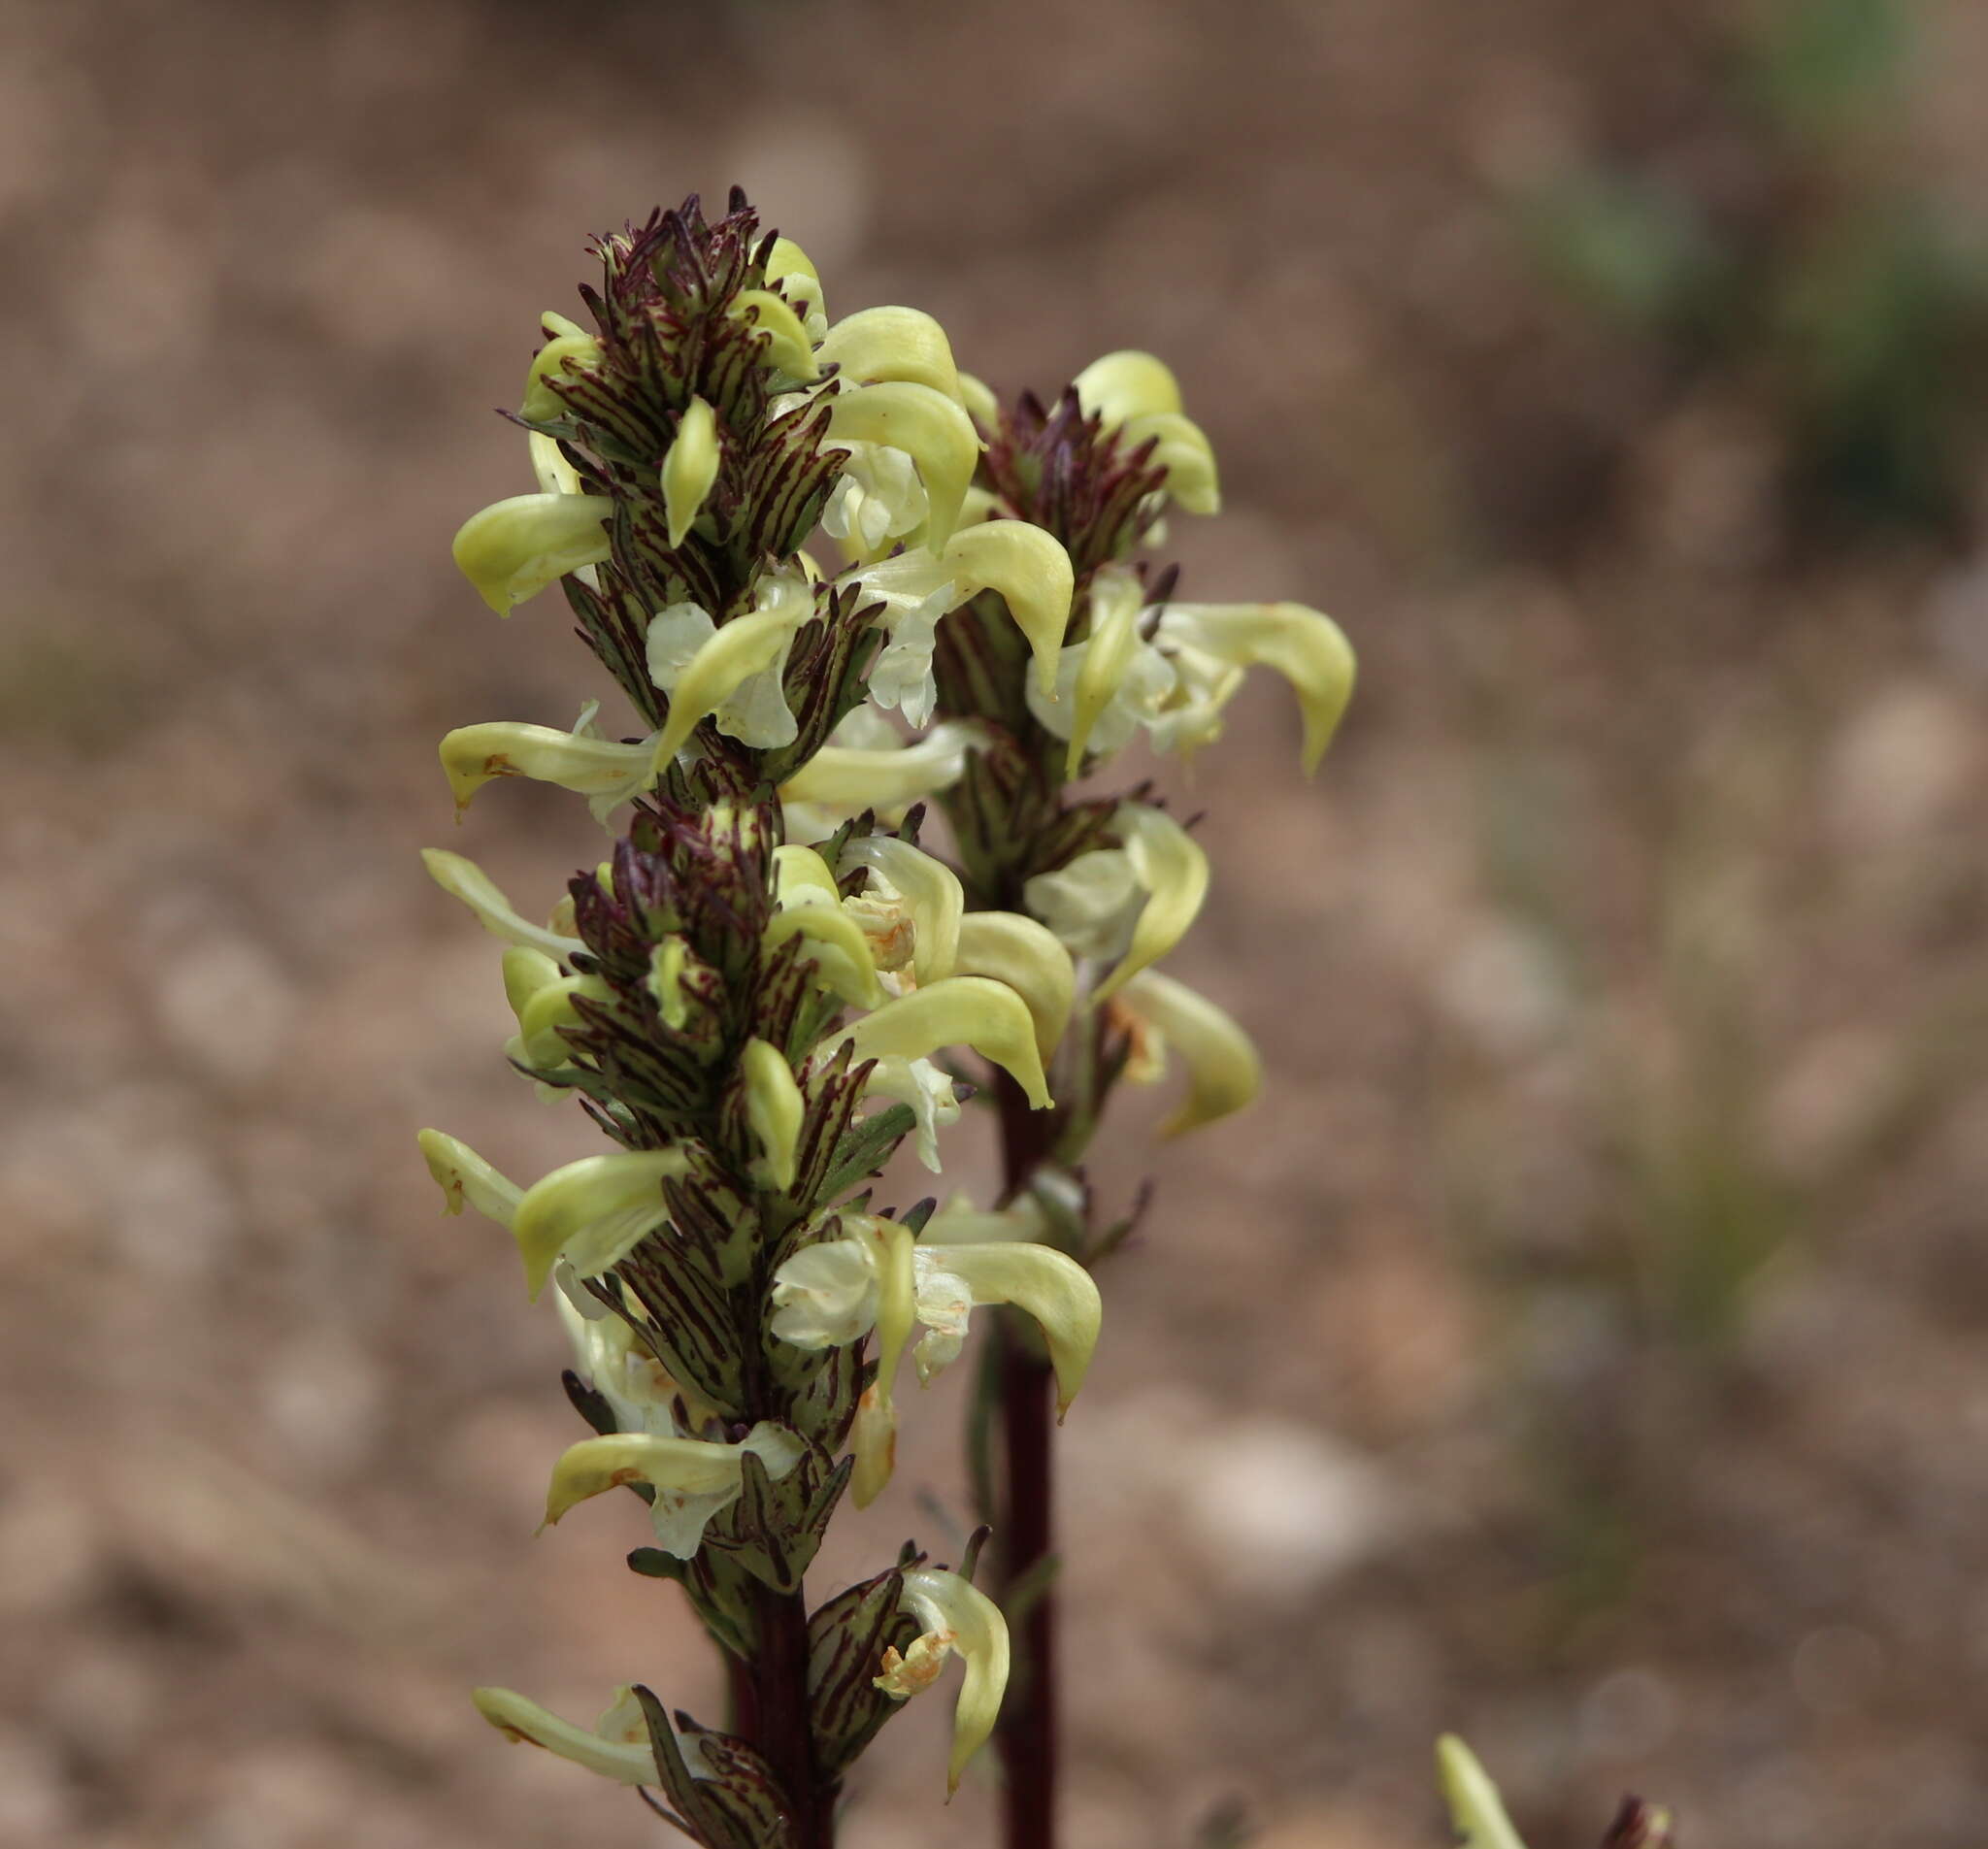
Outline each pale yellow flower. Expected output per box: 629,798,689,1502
472,1686,663,1787
874,1568,1011,1797
542,1425,804,1557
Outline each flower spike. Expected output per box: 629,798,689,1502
419,193,1356,1840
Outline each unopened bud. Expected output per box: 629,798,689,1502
520,311,604,422
660,396,719,548
741,1038,805,1192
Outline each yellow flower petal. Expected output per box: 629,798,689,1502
520,326,603,423
934,521,1074,701
452,492,613,614
660,396,719,549
840,836,963,985
1120,410,1220,514
514,973,611,1069
827,381,980,548
763,904,886,1009
438,721,652,816
1115,970,1261,1136
741,1038,804,1192
646,938,692,1029
543,1432,750,1526
528,429,583,498
650,605,804,768
1436,1736,1531,1849
836,520,1074,703
779,721,980,814
1071,349,1183,427
764,235,826,337
1091,805,1209,1005
839,976,1050,1110
421,848,584,961
728,288,820,380
501,945,563,1017
952,912,1074,1064
472,1687,657,1787
956,370,1000,430
510,1150,693,1301
939,1242,1101,1416
772,843,841,902
417,1130,522,1229
849,1382,898,1510
852,1217,917,1509
1066,565,1144,778
818,306,964,407
1156,602,1356,775
880,1568,1011,1798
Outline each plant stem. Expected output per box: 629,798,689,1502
989,1067,1064,1849
994,1321,1058,1849
736,1216,836,1849
745,1579,837,1848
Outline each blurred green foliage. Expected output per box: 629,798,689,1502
1522,174,1723,333
1746,0,1906,132
1521,0,1987,533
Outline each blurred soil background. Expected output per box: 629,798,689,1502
4,0,1988,1843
